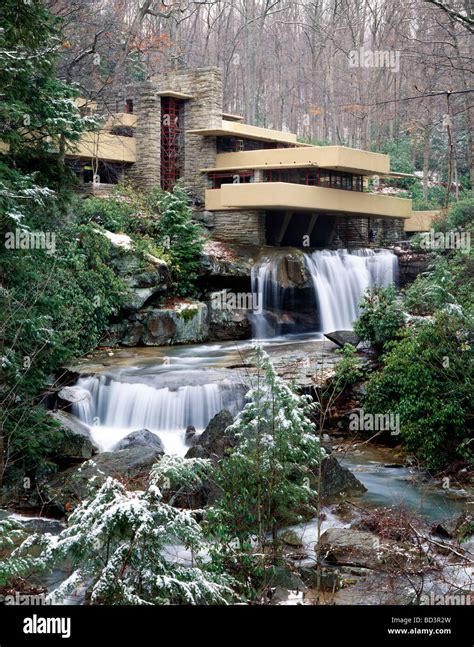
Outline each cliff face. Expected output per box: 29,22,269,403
394,248,435,288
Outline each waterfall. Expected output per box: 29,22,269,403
305,249,398,333
71,375,240,455
250,260,284,339
251,248,398,337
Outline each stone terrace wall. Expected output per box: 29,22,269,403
213,210,266,245
370,217,406,245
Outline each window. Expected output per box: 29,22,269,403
341,173,352,190
208,172,252,189
258,168,364,191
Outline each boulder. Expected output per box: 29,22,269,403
319,454,367,501
318,528,423,572
324,330,360,348
185,425,197,444
43,446,163,514
48,410,98,460
207,297,251,341
185,410,235,461
57,386,92,409
299,565,342,592
113,429,165,453
269,566,307,593
107,301,210,347
285,254,310,287
97,228,171,312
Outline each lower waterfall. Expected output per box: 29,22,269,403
71,374,242,455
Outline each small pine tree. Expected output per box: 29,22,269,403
6,456,236,605
215,345,324,549
155,184,204,296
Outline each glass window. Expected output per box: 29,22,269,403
319,172,330,186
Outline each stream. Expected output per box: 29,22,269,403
3,248,472,604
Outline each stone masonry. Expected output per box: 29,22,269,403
129,82,161,189
213,210,266,245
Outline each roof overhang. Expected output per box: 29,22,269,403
157,90,194,100
187,119,300,146
222,112,244,122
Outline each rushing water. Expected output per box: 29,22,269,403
68,247,399,453
305,249,398,332
251,248,398,338
71,372,244,455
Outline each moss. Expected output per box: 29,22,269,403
176,307,199,322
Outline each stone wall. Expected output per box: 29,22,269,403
370,217,405,245
154,68,223,202
128,83,161,190
213,210,266,245
329,216,405,248
331,216,370,247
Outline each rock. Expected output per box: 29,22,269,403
207,296,252,341
432,513,473,540
185,426,197,443
43,447,163,514
96,228,171,312
200,240,255,279
48,410,99,459
395,249,434,288
270,587,304,605
96,229,134,250
269,566,307,593
281,530,303,548
285,254,309,286
324,330,360,348
18,517,65,535
299,566,342,592
318,528,423,572
319,454,367,501
104,301,210,347
185,410,235,461
113,429,165,453
57,386,92,408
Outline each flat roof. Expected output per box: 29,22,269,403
187,119,301,146
157,90,194,100
222,112,244,122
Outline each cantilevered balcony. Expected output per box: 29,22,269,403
205,182,412,219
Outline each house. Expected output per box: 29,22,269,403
70,68,416,247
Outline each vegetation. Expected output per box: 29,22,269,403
364,310,473,470
214,346,323,548
354,286,405,352
79,182,205,297
2,456,236,604
357,205,473,469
